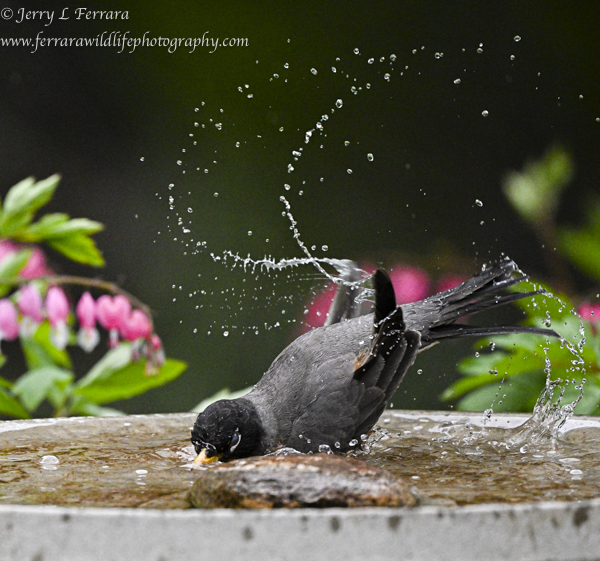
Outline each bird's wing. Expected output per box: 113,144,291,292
286,308,420,453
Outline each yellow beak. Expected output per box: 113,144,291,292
192,448,219,466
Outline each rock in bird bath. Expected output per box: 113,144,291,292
189,452,417,509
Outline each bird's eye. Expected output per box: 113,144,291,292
229,429,242,453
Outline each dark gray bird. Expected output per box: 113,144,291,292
192,259,558,464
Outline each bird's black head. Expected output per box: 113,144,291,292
191,398,265,464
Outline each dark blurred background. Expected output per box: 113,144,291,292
1,1,599,413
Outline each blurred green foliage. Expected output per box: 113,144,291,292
0,176,186,419
444,147,600,415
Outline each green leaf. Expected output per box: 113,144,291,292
17,213,70,241
457,351,509,376
23,214,104,242
0,248,31,284
0,373,11,388
456,370,546,413
75,347,186,404
75,344,133,389
21,322,72,370
11,366,74,412
441,372,506,402
571,383,600,415
559,229,600,282
502,145,573,224
67,397,124,417
0,387,31,419
0,175,60,237
48,232,105,267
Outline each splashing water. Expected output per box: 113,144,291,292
159,41,591,435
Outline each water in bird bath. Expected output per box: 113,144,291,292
4,38,596,510
1,410,600,509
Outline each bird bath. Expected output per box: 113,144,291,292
1,410,600,560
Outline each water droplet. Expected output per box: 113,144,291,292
353,48,360,55
310,68,318,75
287,164,294,173
187,207,193,213
331,66,337,73
247,231,252,236
453,78,461,85
213,192,219,197
135,469,148,475
347,169,353,174
368,58,375,64
140,156,145,162
318,444,333,454
434,52,443,59
223,331,229,337
348,439,359,447
367,153,374,162
390,54,397,61
40,455,59,465
383,73,391,82
510,55,516,61
514,35,521,42
475,199,483,207
284,183,291,191
335,99,343,108
215,123,222,130
321,245,328,252
481,110,489,117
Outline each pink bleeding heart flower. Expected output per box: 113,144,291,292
21,246,52,279
96,294,131,347
120,309,152,342
150,333,162,351
76,292,96,329
46,287,69,328
96,295,131,330
17,284,44,323
578,302,600,323
0,299,19,342
46,286,70,350
388,265,430,304
145,333,165,371
578,302,600,335
76,292,100,352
